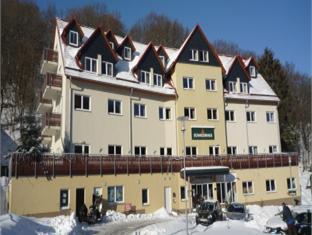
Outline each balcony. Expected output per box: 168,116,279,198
40,48,58,75
41,135,52,146
37,93,52,113
42,73,62,100
41,113,61,136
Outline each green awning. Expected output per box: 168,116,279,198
180,166,230,178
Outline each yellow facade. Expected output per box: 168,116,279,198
172,63,227,155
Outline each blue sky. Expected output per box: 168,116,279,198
37,0,311,76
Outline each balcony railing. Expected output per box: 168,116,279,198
42,113,61,128
43,73,62,89
10,153,299,178
42,48,58,63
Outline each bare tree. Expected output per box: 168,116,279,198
213,39,256,58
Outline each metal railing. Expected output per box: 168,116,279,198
42,113,61,128
10,153,299,178
42,48,58,63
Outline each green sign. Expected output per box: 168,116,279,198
192,127,214,140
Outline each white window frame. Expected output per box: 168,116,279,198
266,111,275,123
160,147,172,156
74,94,91,112
74,144,90,154
134,103,146,118
246,111,256,122
108,99,122,115
248,146,258,155
287,177,296,191
60,189,70,209
209,145,220,156
108,145,122,155
269,145,278,153
102,61,114,77
242,181,254,195
153,73,163,87
142,188,149,205
249,66,256,77
201,50,209,62
123,46,132,60
140,70,150,84
185,146,197,156
159,107,171,120
85,57,97,73
205,79,216,91
159,55,166,66
109,41,114,49
240,82,248,93
184,107,196,120
266,179,276,192
190,49,199,61
180,186,188,200
69,30,79,46
107,186,124,203
228,81,236,92
207,108,218,120
183,77,194,89
227,146,237,155
134,146,146,156
225,110,235,122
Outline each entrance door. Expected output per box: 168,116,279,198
76,188,84,216
164,187,172,212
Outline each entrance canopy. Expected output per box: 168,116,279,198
180,166,230,179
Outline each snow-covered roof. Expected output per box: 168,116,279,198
56,18,278,100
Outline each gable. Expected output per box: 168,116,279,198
246,59,258,78
61,20,84,47
157,46,169,59
106,30,118,50
117,36,136,60
226,59,250,83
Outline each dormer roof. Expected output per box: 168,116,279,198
244,56,259,69
117,35,136,53
105,30,119,49
61,19,84,45
157,45,169,59
227,55,251,81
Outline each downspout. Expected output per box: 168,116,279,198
129,88,134,155
245,99,250,154
69,76,73,153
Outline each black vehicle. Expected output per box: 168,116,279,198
295,211,311,235
225,202,250,221
195,200,223,225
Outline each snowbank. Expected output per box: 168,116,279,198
300,169,312,205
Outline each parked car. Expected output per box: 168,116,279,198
195,200,223,225
225,202,250,221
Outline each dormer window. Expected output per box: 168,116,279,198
109,41,114,50
140,70,150,84
153,73,163,87
240,82,248,93
159,56,166,66
190,49,199,61
249,66,256,77
200,50,209,62
228,81,236,92
69,30,79,46
124,46,132,60
85,57,97,73
102,61,113,76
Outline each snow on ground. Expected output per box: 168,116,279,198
300,168,312,205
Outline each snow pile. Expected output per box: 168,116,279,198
152,207,171,218
300,169,312,205
247,205,282,230
39,212,77,234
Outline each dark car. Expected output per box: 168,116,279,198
295,210,311,235
195,200,223,225
226,202,250,221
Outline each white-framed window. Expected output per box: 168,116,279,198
109,41,114,49
246,111,256,122
269,145,277,153
108,186,124,203
134,146,146,156
190,49,199,61
225,110,235,121
134,103,146,118
240,82,248,93
184,107,196,120
228,81,236,92
266,112,275,123
205,79,216,91
242,181,254,195
60,189,69,209
142,188,149,205
159,55,166,66
207,108,218,120
248,146,258,155
123,46,132,60
159,107,171,120
180,186,187,200
108,145,122,155
183,77,194,89
160,147,172,156
69,30,79,46
85,57,97,73
102,61,113,76
153,73,163,87
227,146,237,155
186,146,197,156
266,179,276,192
74,94,91,111
287,177,296,192
108,99,122,115
209,146,220,155
74,144,90,154
140,70,150,84
201,50,209,62
249,66,256,77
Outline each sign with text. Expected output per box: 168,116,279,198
192,127,214,140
